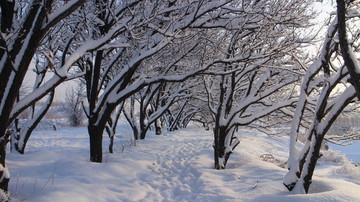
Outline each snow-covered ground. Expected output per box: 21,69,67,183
330,141,360,164
7,124,360,201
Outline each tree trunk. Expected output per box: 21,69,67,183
105,106,122,153
14,91,54,154
337,0,360,99
133,127,139,140
213,143,221,169
213,126,228,169
139,125,149,140
105,124,114,153
140,130,146,140
155,119,162,135
88,124,103,163
302,131,324,193
0,138,9,194
109,135,114,154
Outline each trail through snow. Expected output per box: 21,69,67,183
6,125,360,201
152,134,209,200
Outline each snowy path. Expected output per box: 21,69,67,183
140,130,245,201
7,125,360,201
149,133,210,200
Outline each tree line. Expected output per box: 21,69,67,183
0,0,359,199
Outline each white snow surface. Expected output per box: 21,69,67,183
7,124,360,201
331,141,360,164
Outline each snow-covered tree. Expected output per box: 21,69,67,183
207,57,300,169
143,38,207,134
124,82,191,140
0,0,146,195
284,0,360,193
80,0,256,163
64,81,85,127
200,0,312,169
162,97,192,132
337,0,360,96
0,0,87,195
11,55,55,154
105,103,123,153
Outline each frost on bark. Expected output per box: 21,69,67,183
284,1,360,193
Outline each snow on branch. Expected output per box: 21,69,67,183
42,0,86,32
317,86,357,136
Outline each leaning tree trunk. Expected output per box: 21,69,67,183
108,132,114,154
13,91,54,154
105,104,123,153
301,130,324,193
105,121,114,153
168,100,187,131
0,59,25,196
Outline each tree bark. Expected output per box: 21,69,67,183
0,138,9,193
0,0,83,195
155,119,162,135
337,0,360,98
88,123,103,163
108,135,114,154
14,91,54,154
213,126,228,169
0,0,15,34
140,129,147,140
302,131,323,193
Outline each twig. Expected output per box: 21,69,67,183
252,181,258,189
150,163,166,176
42,164,57,190
230,172,242,181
